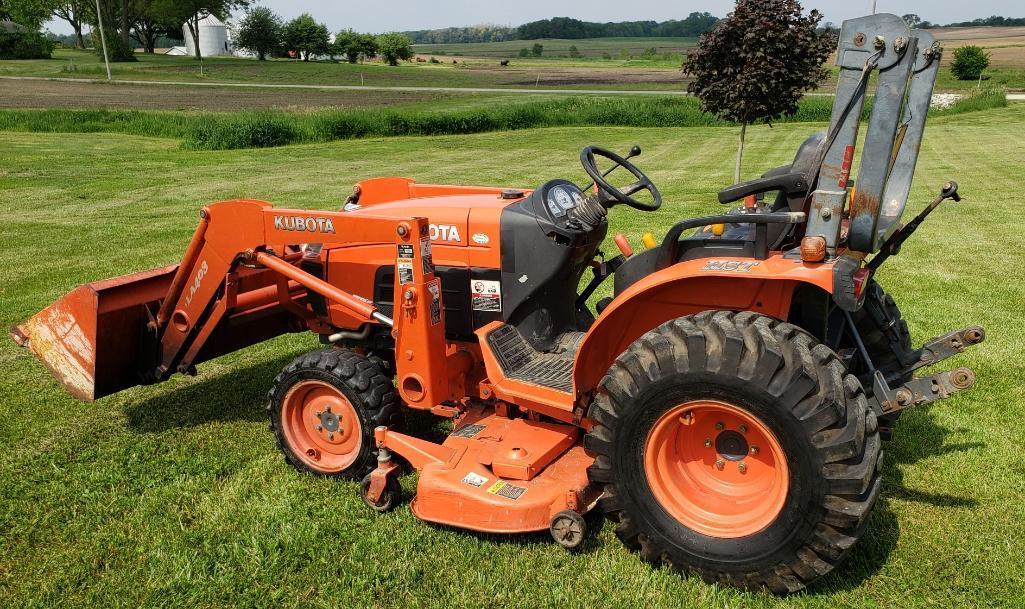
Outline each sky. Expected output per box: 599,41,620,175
44,0,1024,35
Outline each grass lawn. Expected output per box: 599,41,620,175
1,104,1023,607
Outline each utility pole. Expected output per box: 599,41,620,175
871,0,878,14
94,0,112,81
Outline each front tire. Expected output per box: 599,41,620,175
267,348,400,479
585,311,882,593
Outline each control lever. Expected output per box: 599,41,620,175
867,181,961,272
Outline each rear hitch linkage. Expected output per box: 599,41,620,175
870,325,985,417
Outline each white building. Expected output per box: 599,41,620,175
182,13,232,57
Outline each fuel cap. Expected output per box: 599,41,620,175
501,189,525,199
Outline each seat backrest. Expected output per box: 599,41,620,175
803,13,942,256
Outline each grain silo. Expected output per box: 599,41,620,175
182,13,232,57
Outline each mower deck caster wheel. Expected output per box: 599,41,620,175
549,510,588,550
360,473,401,513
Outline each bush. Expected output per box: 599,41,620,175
951,45,990,81
518,47,529,57
568,45,580,58
0,31,53,59
531,43,543,56
91,29,136,62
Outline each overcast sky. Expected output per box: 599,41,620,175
46,0,1024,34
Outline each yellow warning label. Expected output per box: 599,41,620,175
486,481,527,500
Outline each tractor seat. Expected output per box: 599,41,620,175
612,132,824,296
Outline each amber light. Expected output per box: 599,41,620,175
800,236,827,262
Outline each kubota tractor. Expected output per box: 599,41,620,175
13,15,984,592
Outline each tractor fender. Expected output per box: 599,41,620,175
572,254,836,395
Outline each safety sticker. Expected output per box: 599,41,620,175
461,472,489,487
486,481,527,500
470,279,502,312
397,244,415,284
427,280,442,326
420,237,434,276
451,423,486,438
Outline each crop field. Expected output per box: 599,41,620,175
1,98,1024,607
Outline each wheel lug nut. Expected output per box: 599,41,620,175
315,411,322,417
738,424,748,434
316,424,323,431
715,459,725,470
329,433,335,440
326,406,332,413
704,438,712,448
715,422,725,431
750,445,759,455
738,462,748,474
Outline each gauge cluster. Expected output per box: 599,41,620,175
543,184,585,218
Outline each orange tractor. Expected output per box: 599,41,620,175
13,15,984,592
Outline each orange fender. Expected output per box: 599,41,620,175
571,254,836,395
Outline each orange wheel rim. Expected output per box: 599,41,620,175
280,380,362,473
643,400,789,538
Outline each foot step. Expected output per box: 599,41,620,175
486,324,574,393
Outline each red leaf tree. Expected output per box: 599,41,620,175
684,0,834,183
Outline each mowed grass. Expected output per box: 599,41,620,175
1,104,1024,608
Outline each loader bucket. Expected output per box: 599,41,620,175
11,265,178,402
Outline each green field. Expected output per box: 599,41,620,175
415,36,696,61
2,104,1024,607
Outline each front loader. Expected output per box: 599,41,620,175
13,14,984,593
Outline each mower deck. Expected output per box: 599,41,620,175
378,406,599,534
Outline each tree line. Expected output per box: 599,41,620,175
234,8,412,65
517,13,719,39
0,0,415,65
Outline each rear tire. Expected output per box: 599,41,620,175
268,348,400,480
585,311,882,593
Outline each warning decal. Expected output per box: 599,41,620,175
471,279,502,312
486,481,527,500
397,244,414,284
427,280,442,326
451,423,486,438
420,237,434,276
461,472,488,487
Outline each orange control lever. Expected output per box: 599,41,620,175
614,234,634,257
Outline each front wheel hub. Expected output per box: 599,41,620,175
280,380,362,474
644,400,789,538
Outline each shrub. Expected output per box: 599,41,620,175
568,45,580,58
91,29,136,62
951,45,990,81
531,43,543,56
0,31,53,59
518,47,529,57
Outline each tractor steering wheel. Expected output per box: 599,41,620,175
581,145,662,211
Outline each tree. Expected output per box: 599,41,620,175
531,42,542,56
951,45,990,81
233,6,280,60
281,13,329,61
568,44,579,58
49,1,89,48
683,0,833,182
131,0,181,54
901,14,921,28
376,32,412,66
518,47,528,57
1,0,50,30
335,28,376,63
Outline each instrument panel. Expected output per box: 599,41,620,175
543,183,586,218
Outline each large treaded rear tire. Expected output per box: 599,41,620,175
585,311,882,593
267,348,400,480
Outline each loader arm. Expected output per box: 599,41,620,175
14,199,451,406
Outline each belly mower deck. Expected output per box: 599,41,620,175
366,404,600,538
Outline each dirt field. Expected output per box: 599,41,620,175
0,78,457,111
932,26,1025,67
